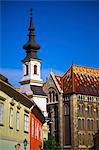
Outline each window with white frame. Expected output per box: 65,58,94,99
16,112,19,130
0,103,4,125
24,114,29,132
10,108,13,128
32,118,34,136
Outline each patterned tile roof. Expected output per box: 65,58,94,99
63,65,99,96
55,75,62,89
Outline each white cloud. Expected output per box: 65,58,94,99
0,67,64,87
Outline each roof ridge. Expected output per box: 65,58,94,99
73,64,99,70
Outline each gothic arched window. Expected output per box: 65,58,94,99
90,106,93,115
78,119,81,130
82,119,84,130
91,120,94,130
49,91,51,103
56,93,58,102
52,91,55,102
64,104,69,115
88,119,90,130
88,106,90,117
34,65,37,74
82,105,84,117
78,104,80,115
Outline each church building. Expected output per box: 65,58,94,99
43,65,99,150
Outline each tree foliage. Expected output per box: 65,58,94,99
43,135,62,150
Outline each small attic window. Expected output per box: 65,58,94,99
34,65,37,74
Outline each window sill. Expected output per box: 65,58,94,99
9,126,13,129
24,130,28,134
24,74,28,76
0,123,4,126
0,96,6,101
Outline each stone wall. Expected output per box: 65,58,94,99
70,94,78,150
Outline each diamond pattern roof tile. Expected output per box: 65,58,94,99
63,65,99,96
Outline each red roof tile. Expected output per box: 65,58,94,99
55,75,62,89
63,65,99,96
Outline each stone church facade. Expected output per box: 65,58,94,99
43,65,99,150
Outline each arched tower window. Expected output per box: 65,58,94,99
34,65,37,74
24,64,28,76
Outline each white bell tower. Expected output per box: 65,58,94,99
22,59,42,84
20,8,44,94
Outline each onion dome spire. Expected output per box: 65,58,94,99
23,8,40,61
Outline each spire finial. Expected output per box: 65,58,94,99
29,8,34,31
30,8,32,18
23,8,40,60
72,60,74,66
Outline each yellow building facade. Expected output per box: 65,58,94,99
0,76,33,150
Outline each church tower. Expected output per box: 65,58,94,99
20,9,44,95
20,9,48,120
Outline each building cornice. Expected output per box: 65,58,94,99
19,79,44,85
